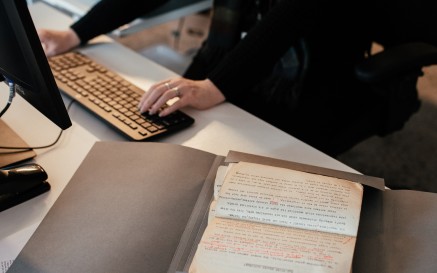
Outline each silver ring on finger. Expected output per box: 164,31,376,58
172,86,181,97
164,82,171,90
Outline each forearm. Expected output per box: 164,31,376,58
71,0,170,44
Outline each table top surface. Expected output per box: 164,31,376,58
0,2,356,267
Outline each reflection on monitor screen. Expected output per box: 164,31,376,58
0,0,72,168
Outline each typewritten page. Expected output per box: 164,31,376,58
216,162,363,235
190,162,363,273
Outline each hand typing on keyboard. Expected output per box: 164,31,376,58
48,51,196,141
138,78,226,117
38,29,81,57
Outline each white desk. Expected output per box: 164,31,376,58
0,2,356,271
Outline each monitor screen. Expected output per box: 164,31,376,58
0,0,71,130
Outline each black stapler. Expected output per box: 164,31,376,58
0,163,51,212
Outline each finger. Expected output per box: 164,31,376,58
138,88,154,110
42,44,55,57
159,98,187,117
138,83,168,113
41,42,48,55
138,93,148,111
149,86,181,115
138,81,160,108
36,29,48,42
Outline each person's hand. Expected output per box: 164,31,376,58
37,28,81,57
138,78,226,116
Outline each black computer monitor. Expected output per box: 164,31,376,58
0,0,72,167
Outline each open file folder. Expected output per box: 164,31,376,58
7,141,437,273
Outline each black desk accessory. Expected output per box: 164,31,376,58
0,163,50,212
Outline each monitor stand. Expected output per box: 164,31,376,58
0,119,36,168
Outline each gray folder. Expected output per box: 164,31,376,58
7,141,224,273
8,142,437,273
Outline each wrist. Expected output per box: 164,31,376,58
205,79,226,103
66,28,81,48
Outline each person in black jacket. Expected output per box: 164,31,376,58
139,0,437,156
39,0,437,156
140,0,374,156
